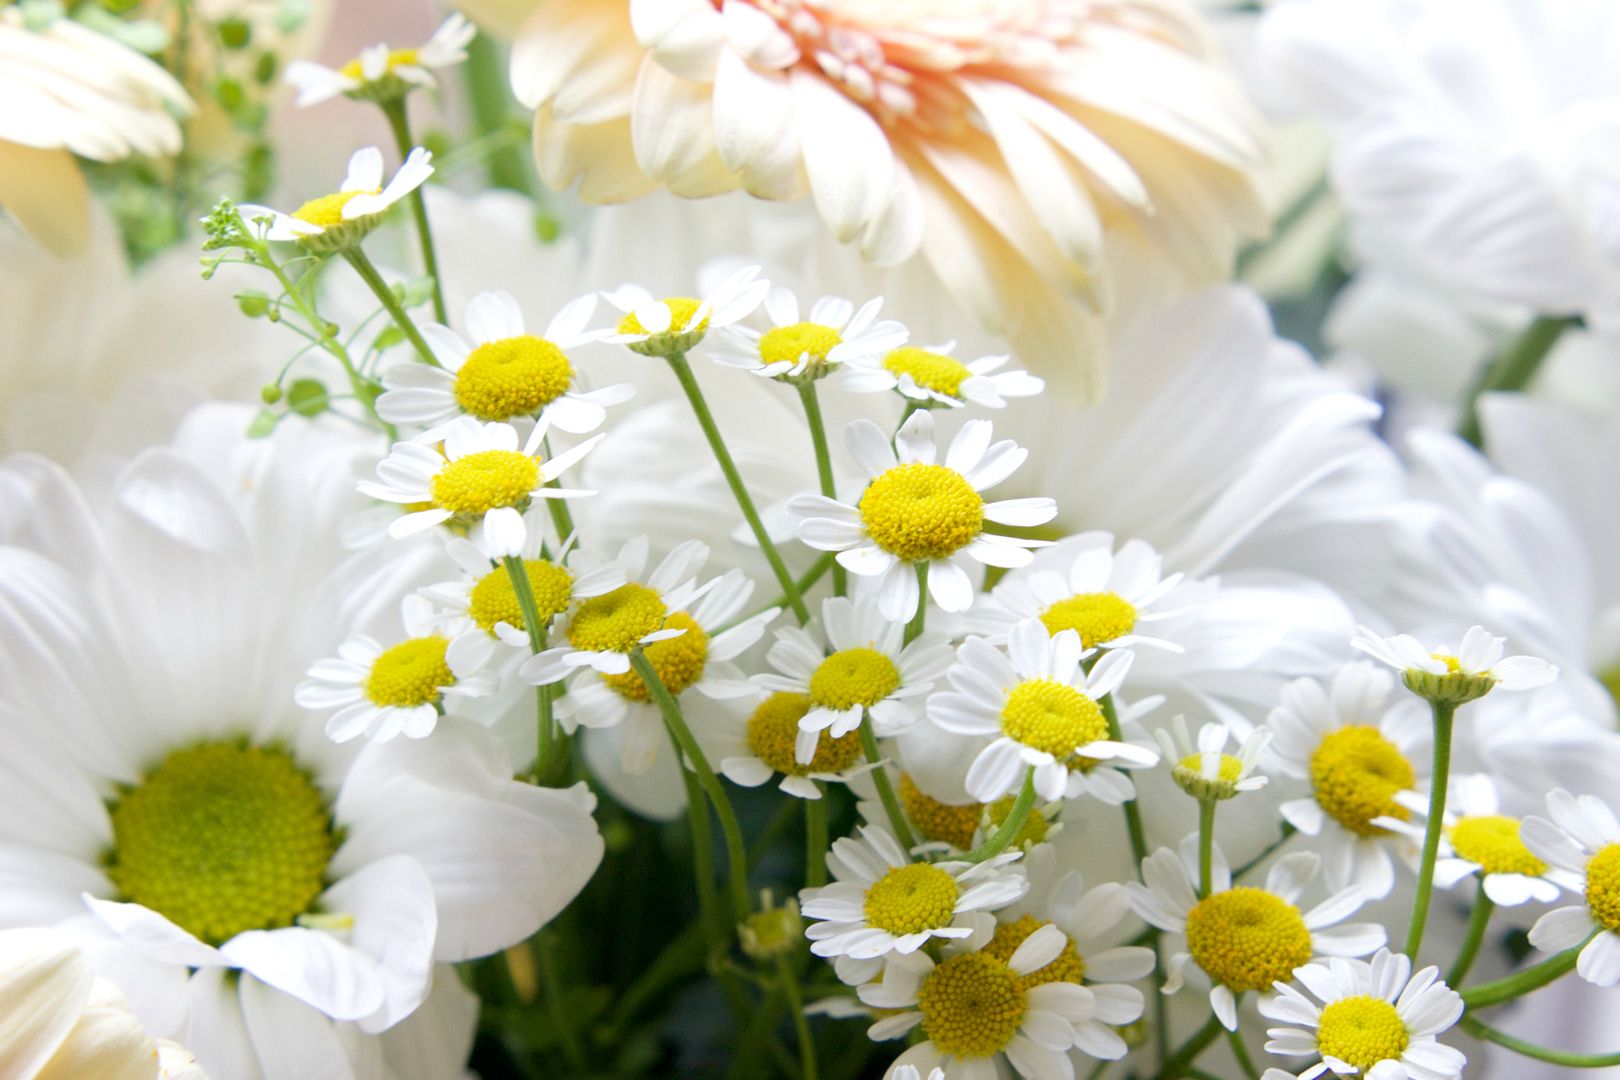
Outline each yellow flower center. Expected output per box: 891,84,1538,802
106,742,335,946
1447,815,1546,878
859,463,984,562
984,915,1085,991
1316,996,1410,1072
567,583,668,654
1432,653,1463,673
291,188,378,228
898,774,983,850
987,793,1050,845
807,647,901,710
863,863,960,936
1585,843,1620,931
452,336,574,421
598,612,708,701
1308,726,1415,837
1179,753,1244,784
1185,887,1313,992
1599,663,1620,713
1039,592,1139,649
364,635,454,707
467,559,574,636
338,47,418,79
759,322,842,368
429,449,539,515
882,346,972,398
617,297,707,336
917,952,1026,1059
1000,678,1106,759
746,692,864,776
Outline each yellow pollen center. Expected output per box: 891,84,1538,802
1040,592,1139,649
1000,678,1107,759
365,635,454,707
567,583,668,654
338,47,418,79
808,647,901,710
1448,815,1546,877
859,463,984,561
617,297,708,336
882,347,972,398
467,559,573,636
1185,887,1313,991
898,774,983,849
1432,653,1463,673
746,692,863,776
759,322,842,367
917,952,1026,1059
429,449,539,515
984,915,1085,990
863,863,960,936
291,189,378,228
1585,844,1620,931
599,611,708,701
1308,726,1416,837
1179,753,1244,783
106,742,336,946
452,336,574,421
1316,996,1411,1072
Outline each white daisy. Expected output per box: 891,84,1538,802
1155,715,1272,802
601,263,771,357
1260,949,1466,1080
1523,789,1620,985
708,286,908,381
1351,623,1558,703
927,619,1155,803
357,415,599,556
1265,662,1431,900
376,290,632,433
789,410,1057,622
1128,841,1386,1031
238,146,434,252
712,690,871,800
842,340,1044,410
800,826,1025,961
285,14,476,106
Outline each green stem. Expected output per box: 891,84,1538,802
720,554,834,633
1198,798,1217,899
859,719,918,853
461,32,533,194
536,933,585,1070
797,382,847,598
539,435,578,546
1100,690,1160,1063
965,768,1035,863
805,786,829,887
678,765,727,953
1461,940,1589,1008
340,246,439,367
1460,1014,1620,1067
1160,1015,1224,1080
903,562,929,645
1447,880,1495,986
1458,315,1579,447
377,98,447,323
777,955,819,1080
1233,823,1298,881
1226,1024,1261,1080
896,400,925,434
1404,701,1454,960
503,555,560,784
664,353,809,623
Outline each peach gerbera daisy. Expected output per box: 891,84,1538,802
506,0,1269,399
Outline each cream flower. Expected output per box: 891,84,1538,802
602,262,771,356
1351,624,1558,700
707,286,907,381
842,341,1044,410
1155,715,1271,802
239,146,435,251
285,14,476,106
1523,790,1620,985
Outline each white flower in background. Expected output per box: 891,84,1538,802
285,14,476,106
358,416,599,555
0,6,190,253
707,287,906,381
1352,623,1558,703
712,690,870,800
1264,662,1429,899
601,263,771,356
1156,716,1271,802
238,146,434,251
1260,949,1466,1080
1129,842,1386,1030
1523,790,1620,985
377,290,632,434
790,411,1056,621
842,342,1044,411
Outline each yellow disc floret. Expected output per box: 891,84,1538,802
453,336,574,421
1585,843,1620,931
1179,753,1244,784
292,189,375,228
617,297,707,336
106,742,336,946
759,322,841,368
339,47,419,79
467,559,574,636
882,347,972,399
746,692,864,775
899,774,983,850
365,635,454,707
859,464,984,562
1185,887,1313,991
599,611,708,701
808,647,901,710
917,952,1026,1058
429,449,539,514
984,915,1085,990
863,863,960,936
1308,726,1416,837
568,583,668,653
1315,996,1410,1072
1448,815,1546,877
1040,592,1139,649
1000,679,1107,759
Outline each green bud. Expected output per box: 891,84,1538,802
213,76,245,111
259,384,283,405
534,212,561,244
738,892,801,962
1402,668,1496,707
237,289,271,318
217,16,251,49
286,378,329,418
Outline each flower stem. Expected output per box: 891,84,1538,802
859,718,918,853
776,955,819,1080
1225,1024,1261,1080
965,768,1035,863
1100,694,1150,873
718,553,834,634
1100,690,1161,1063
903,562,929,645
1458,315,1580,448
340,246,440,367
1460,1014,1620,1066
461,31,534,195
664,352,810,623
503,555,561,784
536,932,586,1070
797,382,846,597
1198,798,1217,899
1404,700,1455,960
377,98,447,323
1460,938,1591,1008
1448,880,1495,986
1233,823,1298,881
1160,1014,1224,1080
678,763,727,950
805,786,828,887
538,434,578,548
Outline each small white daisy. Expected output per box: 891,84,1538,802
790,410,1057,622
713,690,872,800
927,619,1155,803
1155,715,1271,801
239,146,434,251
601,263,771,357
1128,840,1386,1031
708,286,908,381
1351,624,1557,703
284,14,475,106
1260,949,1466,1080
842,339,1044,409
376,290,631,433
357,415,599,555
1523,789,1620,985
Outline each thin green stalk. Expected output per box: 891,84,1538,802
1461,939,1590,1008
664,352,810,622
896,400,925,433
1405,701,1455,960
797,381,847,597
1460,1014,1620,1067
1458,315,1580,447
859,719,918,853
1233,823,1298,881
1160,1015,1224,1080
1448,881,1495,986
679,761,727,951
538,435,577,548
719,553,835,634
903,562,929,645
340,246,439,367
1226,1024,1261,1080
461,32,533,194
1198,798,1217,899
1100,690,1159,1062
377,98,447,323
536,932,585,1070
503,555,560,783
805,786,829,887
965,769,1035,863
777,955,819,1080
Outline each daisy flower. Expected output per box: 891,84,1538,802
1156,716,1272,802
357,415,599,556
842,342,1044,410
1351,624,1558,705
800,826,1025,961
713,691,869,800
789,410,1056,622
1260,949,1466,1080
708,286,907,382
285,14,476,106
376,290,632,433
1129,841,1387,1031
238,146,435,253
927,619,1154,803
753,595,953,761
601,263,771,358
1523,790,1620,984
1265,662,1431,900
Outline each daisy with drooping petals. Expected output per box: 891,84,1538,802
1260,949,1466,1080
1351,623,1558,704
285,14,476,106
358,415,599,555
377,290,631,433
708,286,907,382
238,146,435,252
1156,716,1271,802
1129,841,1386,1031
713,690,869,800
843,342,1044,411
602,263,771,357
790,410,1056,621
1523,790,1620,985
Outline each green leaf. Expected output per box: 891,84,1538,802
286,378,329,418
372,325,406,352
246,408,278,438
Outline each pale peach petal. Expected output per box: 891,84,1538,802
790,69,895,243
630,55,738,197
0,141,88,255
712,47,807,200
532,107,660,204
